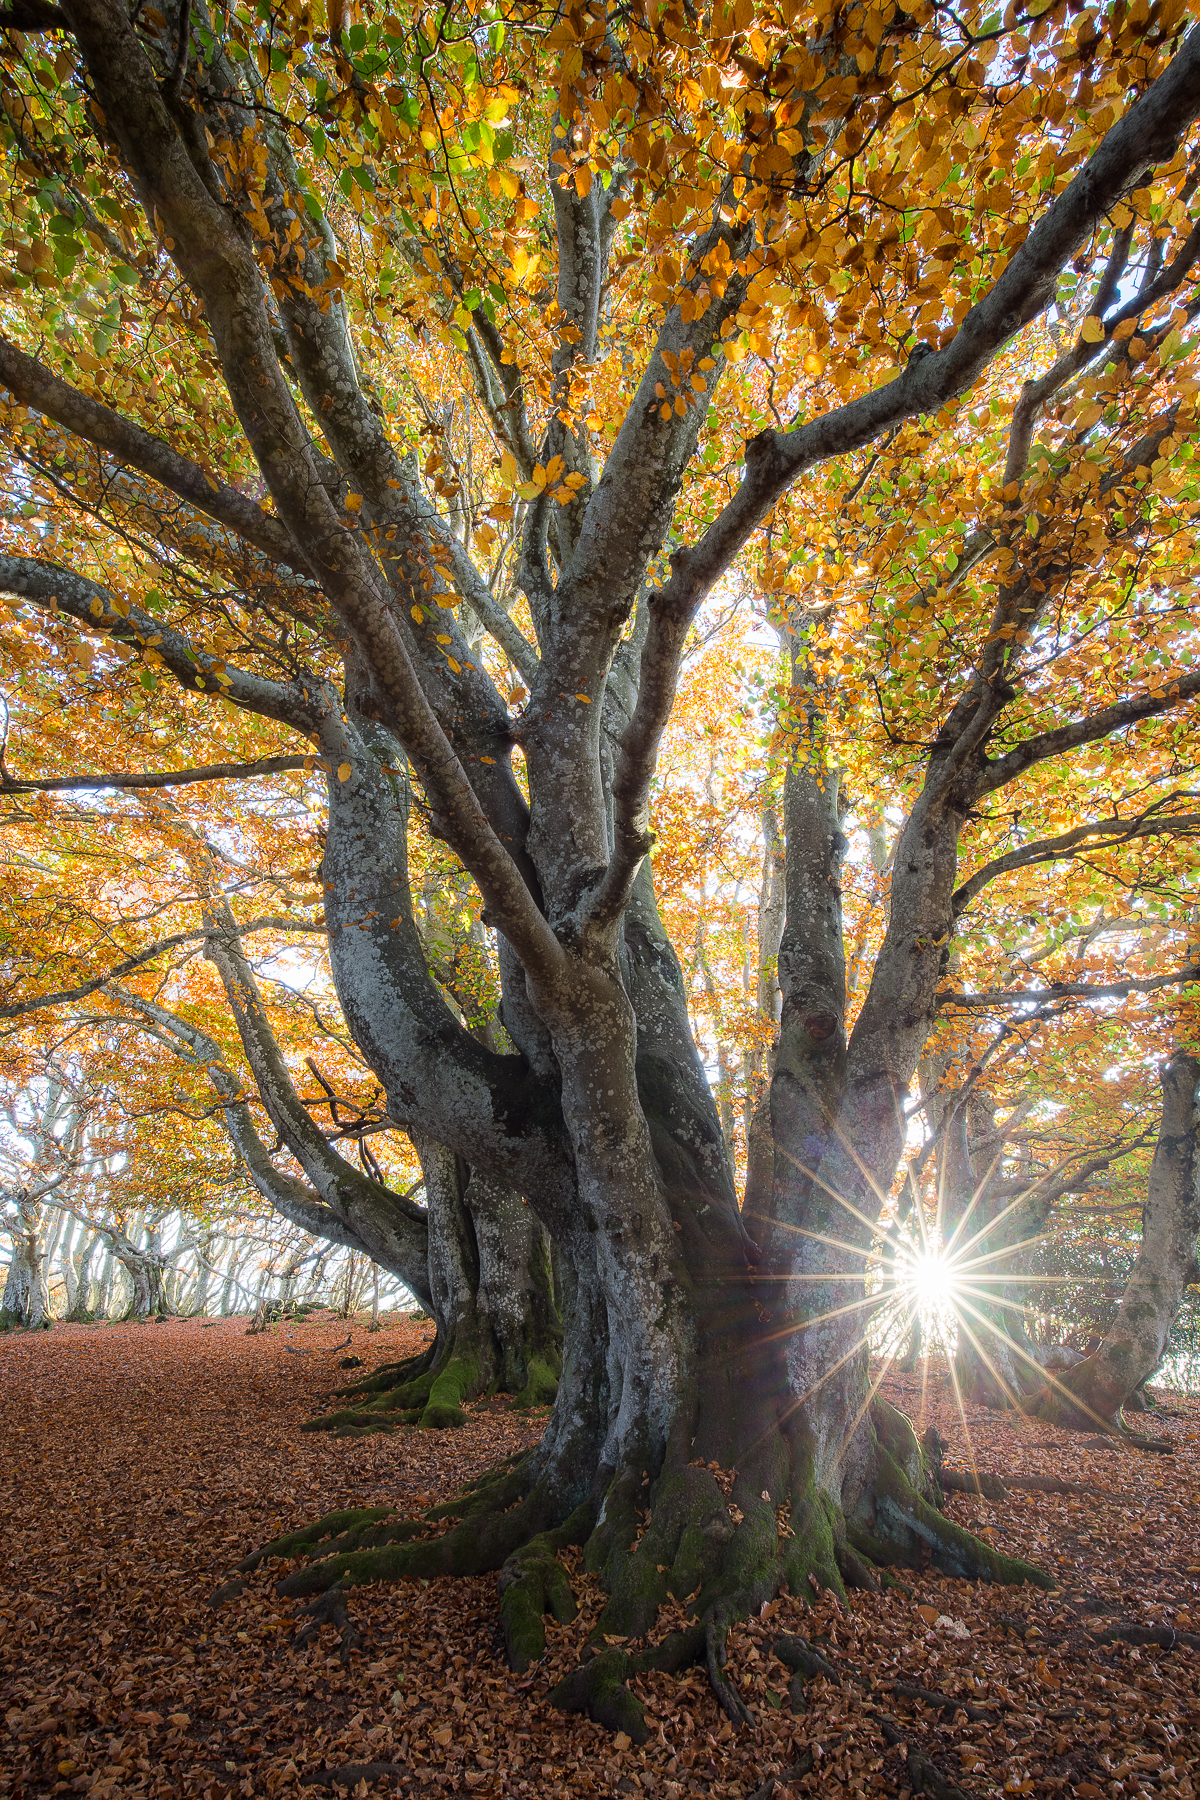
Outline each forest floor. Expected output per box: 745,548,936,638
3,1319,1200,1800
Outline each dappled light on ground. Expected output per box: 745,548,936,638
4,1320,1200,1798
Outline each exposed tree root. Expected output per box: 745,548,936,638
935,1468,1009,1501
498,1504,593,1671
225,1397,1049,1742
748,1754,816,1800
303,1333,560,1434
292,1583,363,1663
207,1577,246,1608
1087,1620,1200,1651
889,1682,1010,1721
299,1763,405,1788
234,1506,407,1575
879,1715,973,1800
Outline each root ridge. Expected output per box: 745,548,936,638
293,1584,363,1664
299,1764,405,1789
878,1713,974,1800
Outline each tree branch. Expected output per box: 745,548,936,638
939,965,1200,1010
979,672,1200,794
0,553,329,732
0,754,316,795
0,335,306,572
0,915,325,1020
953,802,1200,915
59,0,557,974
595,26,1200,903
108,987,431,1299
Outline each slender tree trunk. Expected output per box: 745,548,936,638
93,1242,115,1319
67,1225,97,1320
59,1214,79,1317
1032,1055,1200,1429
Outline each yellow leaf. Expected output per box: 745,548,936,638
499,450,519,484
446,656,461,673
574,164,592,198
480,754,496,764
345,492,363,510
337,762,352,782
1080,316,1105,344
411,605,424,622
576,693,591,703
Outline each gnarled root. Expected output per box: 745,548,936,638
551,1625,708,1743
879,1714,973,1800
706,1618,754,1728
300,1763,405,1788
216,1395,1049,1747
846,1400,1054,1588
498,1503,593,1671
302,1338,476,1434
304,1329,561,1435
292,1583,363,1664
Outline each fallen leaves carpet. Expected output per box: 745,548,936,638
4,1317,1200,1800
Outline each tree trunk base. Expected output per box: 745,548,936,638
303,1324,561,1435
227,1395,1049,1736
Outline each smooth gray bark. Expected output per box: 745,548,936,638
1034,1055,1200,1428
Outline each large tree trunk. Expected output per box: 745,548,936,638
262,745,1046,1743
1030,1055,1200,1430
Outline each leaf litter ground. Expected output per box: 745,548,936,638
4,1319,1200,1800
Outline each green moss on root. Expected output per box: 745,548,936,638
596,1468,728,1641
235,1507,399,1573
510,1351,561,1412
498,1505,592,1671
871,1442,1053,1588
551,1624,709,1742
417,1352,479,1429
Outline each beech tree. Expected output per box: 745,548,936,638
1029,1052,1200,1428
2,0,1200,1735
0,1065,80,1325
